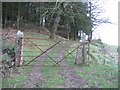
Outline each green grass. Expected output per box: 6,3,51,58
41,46,64,88
90,43,117,67
76,64,118,88
65,42,118,88
44,58,56,66
23,49,41,63
41,67,64,88
2,74,26,88
65,47,78,67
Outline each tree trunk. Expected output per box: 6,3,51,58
90,30,92,42
49,15,60,39
4,4,8,28
82,43,86,64
49,2,62,39
74,30,76,40
87,43,90,65
17,3,20,30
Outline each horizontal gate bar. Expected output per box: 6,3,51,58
24,37,49,40
18,54,76,58
24,40,61,66
19,64,80,67
16,51,41,52
24,58,76,62
23,44,50,46
22,44,79,48
23,58,76,61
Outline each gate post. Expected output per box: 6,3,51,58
75,31,83,64
82,42,85,64
16,31,24,66
82,33,86,64
76,31,88,64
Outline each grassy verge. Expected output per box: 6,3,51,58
66,52,118,88
2,73,26,88
76,64,118,88
65,42,78,67
90,44,117,67
65,42,118,88
41,67,64,88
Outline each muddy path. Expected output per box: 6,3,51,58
21,55,46,88
21,40,88,88
58,42,89,88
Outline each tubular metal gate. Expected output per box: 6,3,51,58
19,33,78,67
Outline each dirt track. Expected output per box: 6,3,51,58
21,55,45,88
21,41,88,88
58,45,88,88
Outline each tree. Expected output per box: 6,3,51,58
38,2,90,39
87,0,112,41
2,1,111,40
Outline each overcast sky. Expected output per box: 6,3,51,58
93,0,119,46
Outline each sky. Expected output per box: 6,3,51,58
92,0,119,46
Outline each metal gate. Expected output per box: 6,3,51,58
19,32,78,67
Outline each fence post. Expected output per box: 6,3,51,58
16,31,24,66
75,43,83,64
76,32,89,65
76,31,84,64
82,42,85,64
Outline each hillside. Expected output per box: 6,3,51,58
89,40,118,68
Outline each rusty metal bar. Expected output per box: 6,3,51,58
23,57,76,62
24,37,49,40
26,45,78,48
19,56,65,58
17,51,41,52
24,44,49,46
21,43,79,48
23,56,76,61
20,56,38,57
20,64,79,67
24,40,61,66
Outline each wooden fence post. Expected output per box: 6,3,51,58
75,43,83,64
82,42,85,64
16,31,24,66
76,32,89,65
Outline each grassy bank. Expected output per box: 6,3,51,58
65,41,118,88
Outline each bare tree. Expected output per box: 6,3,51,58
87,0,112,41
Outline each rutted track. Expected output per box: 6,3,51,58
58,42,88,88
21,55,45,88
21,40,88,88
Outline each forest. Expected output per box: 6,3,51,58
2,1,111,40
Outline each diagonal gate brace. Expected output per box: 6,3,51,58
53,46,79,67
27,38,61,66
24,40,61,66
